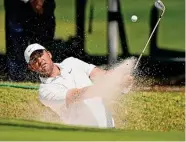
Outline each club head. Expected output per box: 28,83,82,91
155,0,165,11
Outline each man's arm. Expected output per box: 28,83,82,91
65,87,91,108
89,67,111,82
65,58,134,107
39,83,93,108
65,73,134,108
89,67,134,93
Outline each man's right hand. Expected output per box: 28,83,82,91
30,0,44,15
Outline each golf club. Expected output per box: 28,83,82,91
134,0,166,69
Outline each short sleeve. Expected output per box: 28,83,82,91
66,57,96,76
39,84,68,101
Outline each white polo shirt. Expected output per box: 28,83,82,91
39,57,114,128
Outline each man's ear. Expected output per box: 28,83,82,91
47,51,52,59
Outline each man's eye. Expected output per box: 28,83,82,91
39,52,44,56
30,58,37,64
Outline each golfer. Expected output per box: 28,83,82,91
24,43,117,128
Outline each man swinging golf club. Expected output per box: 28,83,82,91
24,43,133,128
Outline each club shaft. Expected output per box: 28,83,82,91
134,11,164,69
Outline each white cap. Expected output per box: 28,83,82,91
24,43,46,63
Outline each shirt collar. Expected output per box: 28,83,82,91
39,63,72,84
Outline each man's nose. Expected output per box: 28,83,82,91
37,57,43,64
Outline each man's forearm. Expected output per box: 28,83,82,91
89,67,113,82
65,86,92,107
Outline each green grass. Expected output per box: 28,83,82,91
0,84,184,132
0,82,185,141
0,0,184,55
0,119,184,141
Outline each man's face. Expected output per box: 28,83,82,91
28,50,54,76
